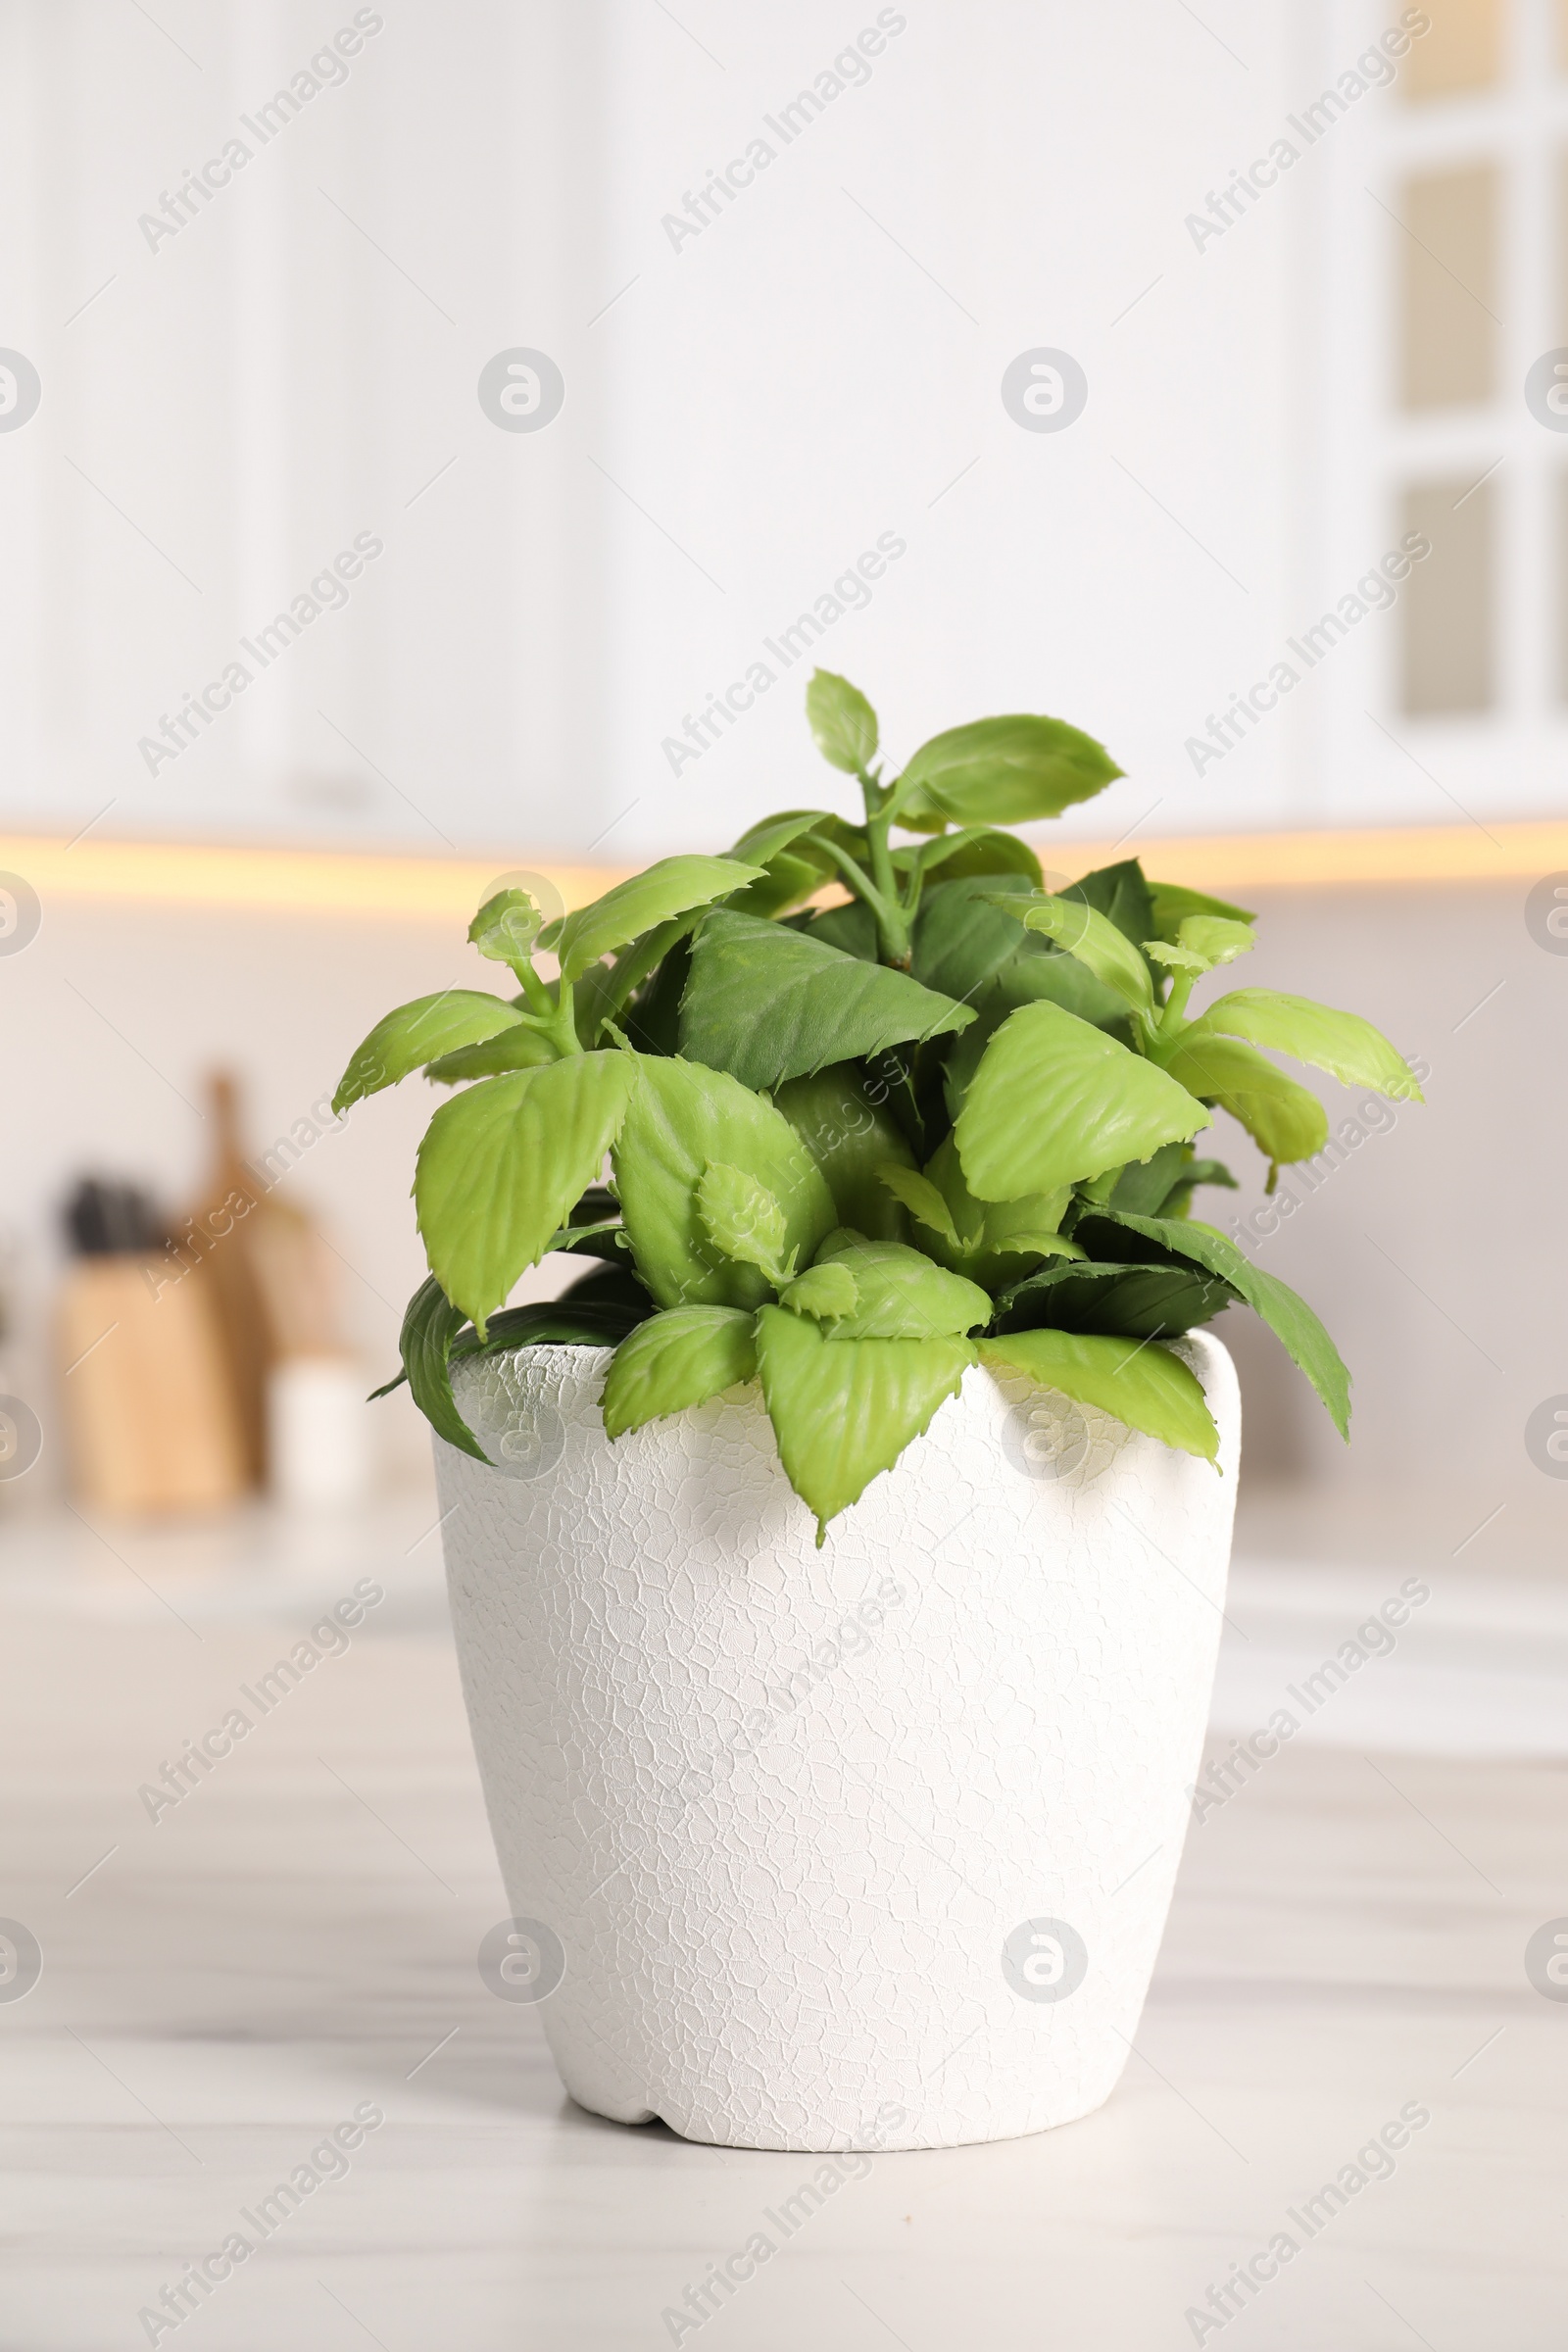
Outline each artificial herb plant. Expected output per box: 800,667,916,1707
335,671,1422,1539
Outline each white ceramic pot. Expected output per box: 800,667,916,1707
436,1330,1239,2153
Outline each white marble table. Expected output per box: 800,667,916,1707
2,1495,1565,2349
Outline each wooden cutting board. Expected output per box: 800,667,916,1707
58,1255,248,1515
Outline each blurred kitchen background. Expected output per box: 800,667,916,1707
0,0,1562,1627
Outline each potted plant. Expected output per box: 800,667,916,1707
336,671,1420,2152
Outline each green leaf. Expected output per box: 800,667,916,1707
396,1275,488,1462
771,1063,915,1241
1089,1207,1351,1438
754,1307,975,1534
877,1162,961,1250
468,888,545,974
800,899,880,961
779,1260,859,1320
1057,858,1154,948
725,812,838,919
1172,915,1255,970
911,875,1035,1003
1108,1140,1193,1217
980,1329,1219,1462
1146,880,1256,940
1194,989,1425,1101
812,1233,992,1340
696,1162,795,1287
424,1022,561,1083
611,1054,837,1310
892,714,1122,829
1009,894,1156,1030
555,856,763,983
453,1294,649,1358
1157,1031,1328,1171
415,1052,635,1334
912,1133,1077,1287
992,1256,1238,1341
679,910,973,1091
333,992,524,1113
806,669,879,773
955,1001,1209,1201
728,810,835,866
900,828,1044,888
601,1306,758,1440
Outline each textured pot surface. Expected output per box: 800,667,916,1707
437,1333,1240,2152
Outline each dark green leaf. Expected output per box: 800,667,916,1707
911,875,1034,1003
415,1052,635,1333
980,1329,1219,1461
802,900,880,960
334,992,524,1113
806,669,879,773
992,1255,1238,1340
899,828,1044,888
893,714,1122,828
601,1306,759,1439
1058,858,1155,949
1089,1207,1351,1438
395,1275,488,1461
679,910,973,1091
955,1001,1209,1201
754,1307,975,1535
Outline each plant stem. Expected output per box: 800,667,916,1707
858,773,912,968
1159,970,1198,1032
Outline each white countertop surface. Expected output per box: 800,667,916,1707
2,1493,1564,2349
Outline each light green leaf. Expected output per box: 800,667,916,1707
893,714,1123,829
679,910,973,1091
1144,940,1207,975
1194,989,1424,1101
980,1328,1220,1462
779,1261,859,1320
555,856,763,983
1176,915,1255,969
601,1306,758,1440
611,1054,837,1310
1091,1207,1350,1439
728,809,836,866
333,992,525,1113
415,1052,635,1334
1008,894,1156,1029
877,1163,961,1250
806,669,879,774
955,1001,1209,1201
424,1022,561,1083
1146,880,1255,941
468,888,545,974
754,1307,975,1535
914,1133,1077,1285
771,1064,915,1241
1157,1031,1328,1170
697,1162,795,1287
812,1234,992,1340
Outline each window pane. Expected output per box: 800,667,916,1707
1400,479,1494,713
1398,165,1498,409
1404,0,1500,98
